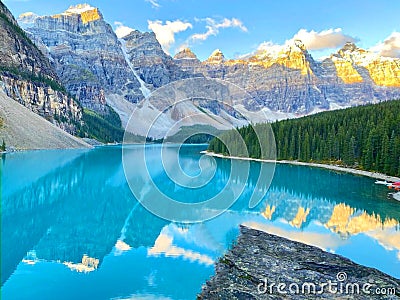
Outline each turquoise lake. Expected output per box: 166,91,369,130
1,144,400,299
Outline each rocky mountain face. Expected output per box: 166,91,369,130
173,48,203,75
334,42,400,87
0,91,90,150
191,40,400,113
18,4,400,137
197,41,327,113
0,1,81,133
0,3,54,78
122,30,182,89
21,5,197,126
21,4,143,115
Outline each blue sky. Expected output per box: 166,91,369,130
4,0,400,60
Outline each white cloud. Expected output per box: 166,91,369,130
256,41,284,55
370,32,400,58
253,40,304,60
145,0,161,8
148,20,192,54
148,230,214,265
113,240,131,256
189,17,247,42
293,28,357,50
114,21,134,39
253,28,358,58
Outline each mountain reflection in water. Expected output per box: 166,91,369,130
1,145,399,299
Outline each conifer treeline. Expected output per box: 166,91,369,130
208,100,400,176
78,108,124,143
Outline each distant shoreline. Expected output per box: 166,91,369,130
201,151,400,183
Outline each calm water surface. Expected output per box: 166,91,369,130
1,145,399,299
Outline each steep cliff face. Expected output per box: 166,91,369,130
249,40,316,75
0,2,55,78
174,47,198,60
335,42,400,87
0,76,81,133
173,48,203,75
317,43,400,106
195,40,400,113
205,49,225,65
18,3,400,130
23,4,143,114
122,30,172,89
0,1,81,133
197,42,328,113
122,30,191,89
0,91,90,149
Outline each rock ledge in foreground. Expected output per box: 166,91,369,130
198,225,400,299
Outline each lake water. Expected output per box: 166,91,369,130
1,144,399,299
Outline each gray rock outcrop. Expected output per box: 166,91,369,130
0,91,90,149
122,30,193,89
0,1,82,134
18,4,400,130
24,4,143,113
199,225,400,299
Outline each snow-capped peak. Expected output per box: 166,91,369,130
19,12,38,19
204,49,225,64
340,41,358,52
253,39,308,61
292,39,306,51
59,4,102,24
65,4,96,14
336,42,396,66
174,47,198,60
210,49,224,57
18,12,39,28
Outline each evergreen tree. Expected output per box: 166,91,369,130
381,134,390,173
348,136,356,166
208,99,400,176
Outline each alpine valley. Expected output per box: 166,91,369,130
2,2,400,144
2,2,400,299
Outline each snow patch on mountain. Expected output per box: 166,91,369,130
18,12,39,28
65,4,96,14
119,38,151,98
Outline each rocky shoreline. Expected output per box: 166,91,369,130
198,226,400,299
201,151,400,183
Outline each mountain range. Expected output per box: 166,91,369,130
2,2,400,144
